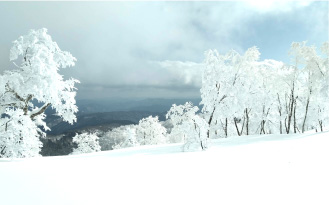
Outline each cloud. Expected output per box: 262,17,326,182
155,60,203,87
56,2,252,89
0,1,327,99
244,0,312,13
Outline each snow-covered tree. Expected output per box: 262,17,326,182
99,125,139,150
0,28,79,158
289,42,328,133
200,47,261,138
315,42,329,131
252,59,285,135
166,102,208,151
71,132,101,155
200,41,328,137
113,126,139,149
0,108,43,158
99,127,126,151
136,116,167,145
270,41,329,134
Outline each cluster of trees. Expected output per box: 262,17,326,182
201,42,328,139
99,116,166,150
0,28,327,157
99,107,208,152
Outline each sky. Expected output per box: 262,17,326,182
0,1,328,100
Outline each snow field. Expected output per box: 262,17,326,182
0,132,328,205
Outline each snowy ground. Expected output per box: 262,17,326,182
0,132,328,205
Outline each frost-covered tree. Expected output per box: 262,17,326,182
113,126,139,149
252,59,285,135
99,127,126,151
271,41,329,134
201,47,261,138
315,42,329,131
270,64,297,134
289,42,328,133
200,41,328,137
166,102,208,151
71,133,101,155
99,125,139,150
200,49,227,138
0,28,79,158
136,116,167,145
0,108,43,158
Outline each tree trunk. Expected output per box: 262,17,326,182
225,118,228,138
0,145,6,155
260,120,266,134
286,97,293,133
245,108,250,135
234,116,245,136
284,117,288,134
220,118,228,137
319,120,323,132
207,106,216,139
193,119,206,150
277,94,283,134
302,95,310,133
293,98,297,133
260,121,263,134
207,95,226,139
286,83,295,134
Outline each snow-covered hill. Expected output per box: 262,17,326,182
0,132,328,205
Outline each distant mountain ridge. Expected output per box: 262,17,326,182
45,98,201,135
45,111,165,135
75,98,202,113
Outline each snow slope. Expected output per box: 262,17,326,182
0,132,328,205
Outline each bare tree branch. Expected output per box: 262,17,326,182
30,103,51,119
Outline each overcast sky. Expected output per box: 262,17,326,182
0,1,328,100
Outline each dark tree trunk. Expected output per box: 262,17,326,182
302,95,310,133
285,83,296,134
245,108,250,135
234,116,245,136
260,120,266,134
293,98,297,133
277,94,283,134
193,119,206,150
284,117,288,134
246,109,249,135
207,95,226,139
207,107,216,139
221,118,228,137
225,118,228,137
319,120,323,132
286,97,293,134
